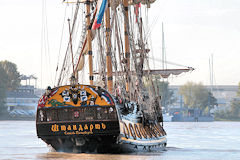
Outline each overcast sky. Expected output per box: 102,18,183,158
0,0,240,88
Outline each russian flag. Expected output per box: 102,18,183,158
92,0,107,30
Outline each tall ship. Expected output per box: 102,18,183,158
36,0,193,152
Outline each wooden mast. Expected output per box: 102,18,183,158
123,0,130,93
105,0,113,94
86,0,93,85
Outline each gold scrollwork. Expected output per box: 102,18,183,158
139,124,147,139
134,124,142,139
153,125,162,137
123,122,129,139
150,125,158,138
144,126,152,139
129,123,136,140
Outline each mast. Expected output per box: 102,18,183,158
209,54,213,93
123,0,130,93
86,0,93,85
105,1,113,94
162,22,165,70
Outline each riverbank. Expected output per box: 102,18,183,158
214,117,240,122
1,121,240,160
1,115,240,122
0,114,35,121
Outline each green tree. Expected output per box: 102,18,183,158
237,82,240,97
153,76,176,108
215,82,240,121
229,82,240,119
0,60,20,90
0,65,8,114
179,82,217,114
0,60,21,115
230,99,240,118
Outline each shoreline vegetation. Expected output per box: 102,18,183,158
214,117,240,122
1,61,240,123
0,114,35,121
1,113,240,122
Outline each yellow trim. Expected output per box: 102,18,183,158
134,124,142,139
43,85,111,108
153,125,161,137
129,123,136,140
120,120,167,141
150,126,158,138
123,122,129,138
154,125,162,137
139,124,147,139
144,126,152,138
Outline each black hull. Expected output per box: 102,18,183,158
36,109,167,153
37,120,121,153
36,85,167,153
37,120,167,153
40,135,166,153
41,135,118,153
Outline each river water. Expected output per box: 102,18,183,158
0,121,240,160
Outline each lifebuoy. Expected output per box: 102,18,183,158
139,124,147,139
129,123,136,140
134,124,142,139
123,122,129,138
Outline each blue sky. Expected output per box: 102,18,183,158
0,0,240,88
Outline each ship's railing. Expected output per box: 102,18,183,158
36,106,118,123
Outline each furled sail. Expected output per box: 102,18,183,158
140,0,156,5
77,54,85,71
145,68,194,78
128,0,156,6
93,68,194,78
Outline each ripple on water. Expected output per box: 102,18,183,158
1,121,240,160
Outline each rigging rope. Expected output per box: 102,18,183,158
41,0,54,88
54,5,68,87
57,2,81,86
148,57,192,68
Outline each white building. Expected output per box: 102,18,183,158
6,85,39,118
169,85,238,110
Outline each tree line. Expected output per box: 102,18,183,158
153,77,217,115
179,82,217,116
1,60,240,120
214,82,240,120
0,60,21,114
155,78,240,120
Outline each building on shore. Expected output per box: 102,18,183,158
168,85,238,121
170,85,238,109
5,75,42,119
